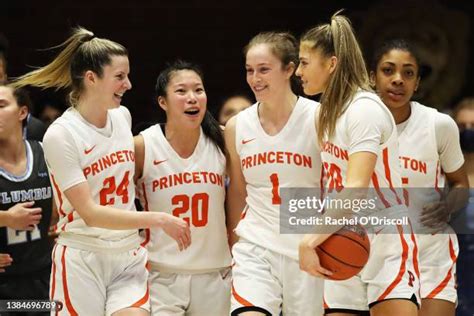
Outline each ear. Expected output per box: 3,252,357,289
18,105,28,122
286,61,296,79
369,71,376,89
328,56,338,74
414,77,420,92
84,70,97,87
157,96,168,111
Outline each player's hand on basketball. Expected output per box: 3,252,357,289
159,213,191,251
421,201,450,230
6,201,42,231
0,253,12,272
299,235,333,278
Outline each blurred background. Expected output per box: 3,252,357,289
0,0,472,127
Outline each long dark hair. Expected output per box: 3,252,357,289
155,60,225,154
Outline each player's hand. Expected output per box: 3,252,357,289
420,201,450,230
299,235,333,278
5,201,42,231
157,213,191,251
0,253,13,272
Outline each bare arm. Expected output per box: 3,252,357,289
300,151,377,277
133,135,145,183
224,117,248,248
64,182,191,250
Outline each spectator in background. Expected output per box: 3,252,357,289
1,33,47,141
218,94,252,126
452,97,474,316
38,101,64,128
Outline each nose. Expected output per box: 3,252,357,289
295,64,302,77
391,72,403,86
187,91,198,103
125,76,132,90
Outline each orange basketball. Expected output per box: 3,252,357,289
315,224,370,280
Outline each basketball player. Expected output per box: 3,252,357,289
370,39,469,316
296,12,419,316
0,84,53,315
134,60,232,315
12,27,190,316
226,31,324,316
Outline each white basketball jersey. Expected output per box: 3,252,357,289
234,97,322,260
397,102,448,230
49,107,138,249
138,125,231,272
398,101,445,190
321,91,404,212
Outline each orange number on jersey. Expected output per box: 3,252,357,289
99,171,130,205
270,173,281,205
402,177,409,207
172,193,209,227
324,162,344,193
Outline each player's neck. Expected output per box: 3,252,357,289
165,124,200,159
76,97,109,128
390,103,411,124
258,91,297,131
0,133,27,172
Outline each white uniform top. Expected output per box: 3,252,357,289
397,101,464,229
320,91,404,214
397,101,464,188
138,125,231,272
234,97,322,260
42,106,139,251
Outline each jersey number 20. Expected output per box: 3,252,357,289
172,193,209,227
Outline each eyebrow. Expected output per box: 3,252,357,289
381,61,416,67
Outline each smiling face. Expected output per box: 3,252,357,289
295,42,334,96
371,49,420,111
158,69,207,129
87,55,132,109
0,86,28,139
245,43,293,103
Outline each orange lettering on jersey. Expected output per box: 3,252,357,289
240,151,312,170
82,150,135,179
399,156,427,174
152,172,224,191
322,142,349,161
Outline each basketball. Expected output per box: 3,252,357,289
316,224,370,280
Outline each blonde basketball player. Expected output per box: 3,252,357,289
135,60,232,315
226,32,324,316
297,12,419,316
13,27,190,316
370,39,469,316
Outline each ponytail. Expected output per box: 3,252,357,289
301,11,370,144
12,26,127,107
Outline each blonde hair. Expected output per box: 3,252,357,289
12,27,127,107
301,11,370,144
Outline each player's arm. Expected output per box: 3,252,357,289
300,99,383,277
421,115,469,227
43,124,191,250
224,116,247,248
133,134,145,183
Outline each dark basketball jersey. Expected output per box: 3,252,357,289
0,140,53,276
